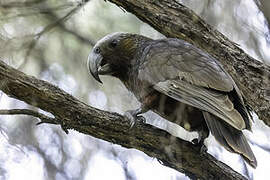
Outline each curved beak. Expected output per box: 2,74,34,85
87,51,103,83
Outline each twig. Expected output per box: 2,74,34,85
43,9,96,46
0,109,57,125
18,1,91,69
0,0,47,9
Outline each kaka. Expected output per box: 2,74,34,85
87,32,257,168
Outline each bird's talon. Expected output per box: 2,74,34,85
192,138,207,153
137,115,146,123
129,120,136,129
191,138,199,145
200,144,208,153
124,111,146,129
124,111,137,128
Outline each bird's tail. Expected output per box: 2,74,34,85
203,111,257,168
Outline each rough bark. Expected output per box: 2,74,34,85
0,60,246,179
108,0,270,127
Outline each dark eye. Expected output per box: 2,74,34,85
110,40,118,48
94,47,101,54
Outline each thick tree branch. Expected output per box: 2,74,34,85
108,0,270,127
0,60,246,180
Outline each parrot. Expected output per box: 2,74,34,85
87,32,257,168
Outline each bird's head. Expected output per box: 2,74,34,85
87,32,151,83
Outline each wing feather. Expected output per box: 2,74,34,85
139,39,234,92
153,80,245,130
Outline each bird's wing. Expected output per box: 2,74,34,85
139,39,234,91
153,80,245,129
138,39,247,130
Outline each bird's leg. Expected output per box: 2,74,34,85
192,128,209,153
124,106,148,128
124,92,159,128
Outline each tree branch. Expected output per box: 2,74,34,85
107,0,270,127
43,7,96,46
0,109,58,125
0,60,246,180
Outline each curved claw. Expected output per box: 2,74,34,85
192,138,208,153
124,110,146,129
137,115,146,123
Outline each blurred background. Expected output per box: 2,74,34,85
0,0,270,179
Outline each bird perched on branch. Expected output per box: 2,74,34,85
87,32,257,168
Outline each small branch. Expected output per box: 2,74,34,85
43,7,96,46
15,1,91,69
0,108,69,133
22,6,80,62
0,109,58,125
0,0,47,9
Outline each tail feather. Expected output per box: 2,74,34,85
203,112,257,168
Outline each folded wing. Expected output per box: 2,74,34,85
138,38,251,130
